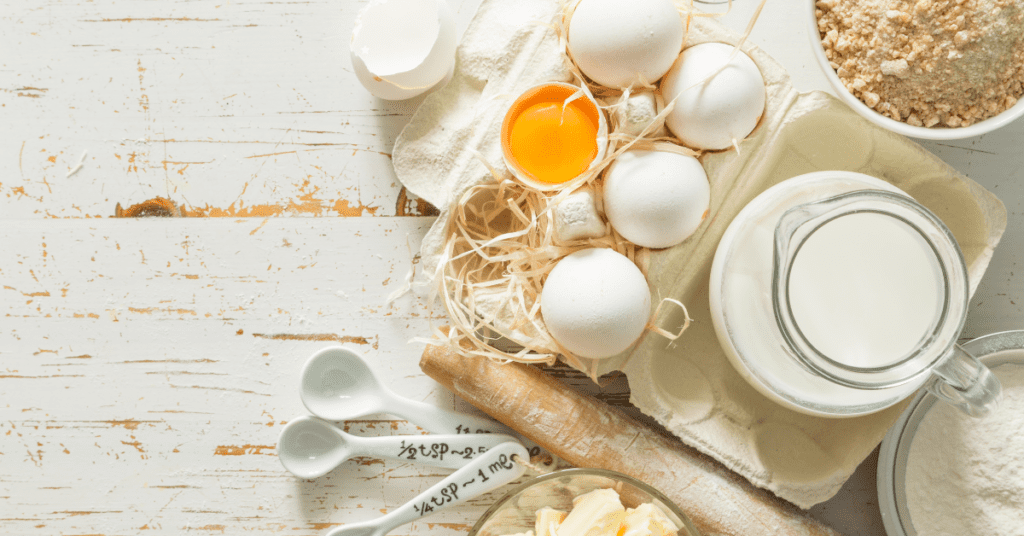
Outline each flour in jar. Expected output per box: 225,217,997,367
906,360,1024,536
788,212,944,368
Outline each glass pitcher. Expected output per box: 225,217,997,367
709,171,1001,418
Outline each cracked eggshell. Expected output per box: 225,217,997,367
603,149,710,249
568,0,684,89
350,0,457,101
661,42,766,151
553,187,607,244
610,90,667,138
541,248,651,359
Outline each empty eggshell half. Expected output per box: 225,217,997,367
350,0,456,100
603,149,710,249
541,248,651,359
661,42,766,151
568,0,684,89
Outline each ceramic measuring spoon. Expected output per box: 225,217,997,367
325,441,529,536
300,347,533,442
278,415,518,479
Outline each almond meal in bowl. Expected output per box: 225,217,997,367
807,0,1024,139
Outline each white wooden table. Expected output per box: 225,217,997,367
2,1,1021,535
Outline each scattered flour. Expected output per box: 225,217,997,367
906,362,1024,536
817,0,1024,127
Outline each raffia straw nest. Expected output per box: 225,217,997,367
425,0,765,378
433,175,644,374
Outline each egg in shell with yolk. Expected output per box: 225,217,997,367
501,83,608,190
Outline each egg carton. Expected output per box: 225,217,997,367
391,0,1006,508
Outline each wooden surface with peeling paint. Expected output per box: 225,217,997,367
2,1,1023,536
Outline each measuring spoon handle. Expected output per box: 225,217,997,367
386,393,507,435
357,433,519,469
387,395,543,457
326,441,529,536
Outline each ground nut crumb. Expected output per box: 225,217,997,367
881,59,910,78
818,0,1024,128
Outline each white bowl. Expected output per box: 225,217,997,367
804,2,1024,140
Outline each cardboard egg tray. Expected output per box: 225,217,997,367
392,0,1006,508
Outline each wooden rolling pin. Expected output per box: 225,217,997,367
420,343,843,536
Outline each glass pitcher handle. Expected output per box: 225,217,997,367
926,344,1002,417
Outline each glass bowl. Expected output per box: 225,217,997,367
803,0,1024,140
877,330,1024,536
468,468,701,536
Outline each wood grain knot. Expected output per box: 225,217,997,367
395,187,439,217
115,197,183,218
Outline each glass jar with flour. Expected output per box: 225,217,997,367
709,171,1001,418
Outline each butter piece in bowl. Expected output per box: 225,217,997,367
471,468,699,536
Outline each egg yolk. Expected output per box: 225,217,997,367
509,100,599,184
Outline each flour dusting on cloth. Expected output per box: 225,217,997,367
392,0,1006,508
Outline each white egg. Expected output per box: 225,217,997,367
603,150,710,249
568,0,683,89
350,0,456,101
541,248,651,359
661,42,766,151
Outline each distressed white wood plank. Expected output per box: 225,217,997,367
3,218,426,319
0,0,455,219
1,217,445,395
